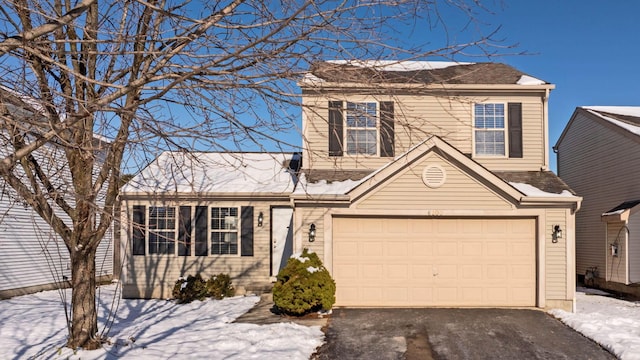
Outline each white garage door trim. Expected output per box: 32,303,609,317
332,216,537,307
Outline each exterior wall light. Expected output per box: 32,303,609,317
552,225,562,243
309,223,316,242
258,212,264,227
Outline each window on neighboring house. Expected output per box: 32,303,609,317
474,103,506,156
210,207,239,255
148,206,176,254
346,102,377,155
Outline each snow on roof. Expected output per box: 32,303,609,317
326,60,474,71
583,106,640,117
122,152,297,194
509,182,576,198
583,107,640,136
516,75,546,85
293,173,360,195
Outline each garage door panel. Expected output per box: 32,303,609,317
387,242,409,257
461,265,483,280
333,217,536,307
435,242,457,256
388,264,409,279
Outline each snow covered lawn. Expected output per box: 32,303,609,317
550,287,640,360
0,283,324,359
3,284,639,359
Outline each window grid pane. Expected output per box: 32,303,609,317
474,103,506,156
148,207,176,254
211,207,239,255
346,102,377,155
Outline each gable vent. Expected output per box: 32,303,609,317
422,164,446,188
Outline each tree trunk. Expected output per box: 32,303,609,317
67,246,101,350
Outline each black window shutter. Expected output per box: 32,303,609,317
178,206,191,256
328,101,344,156
380,101,395,157
241,206,254,256
194,206,208,256
508,103,523,158
132,205,146,255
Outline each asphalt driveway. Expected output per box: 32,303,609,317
313,308,615,360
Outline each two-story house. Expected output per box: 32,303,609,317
120,61,580,311
555,106,640,295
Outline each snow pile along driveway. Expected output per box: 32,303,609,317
550,288,640,360
0,284,324,359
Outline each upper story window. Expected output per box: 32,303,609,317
474,103,506,157
346,102,377,155
473,102,523,159
328,101,395,158
131,205,254,257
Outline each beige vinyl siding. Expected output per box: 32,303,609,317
296,206,328,260
606,221,627,284
545,209,567,299
556,110,640,278
629,212,640,283
121,200,282,298
355,152,512,210
302,93,544,172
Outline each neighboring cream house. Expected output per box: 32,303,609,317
120,61,581,311
555,106,640,292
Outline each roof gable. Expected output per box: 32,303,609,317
555,107,640,150
347,136,524,204
351,151,515,210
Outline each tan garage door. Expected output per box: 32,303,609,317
333,217,536,307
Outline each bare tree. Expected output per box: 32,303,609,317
0,0,506,350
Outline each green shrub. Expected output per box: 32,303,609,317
273,248,336,316
173,273,235,303
172,274,208,303
206,273,235,300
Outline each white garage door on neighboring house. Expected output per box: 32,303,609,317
332,217,536,307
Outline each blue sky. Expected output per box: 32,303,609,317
484,1,640,171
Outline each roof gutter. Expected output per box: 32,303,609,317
299,82,555,92
520,195,582,212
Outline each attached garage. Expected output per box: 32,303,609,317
332,217,536,307
293,138,581,311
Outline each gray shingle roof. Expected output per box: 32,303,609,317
308,62,546,85
494,171,575,195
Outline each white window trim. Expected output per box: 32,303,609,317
210,206,240,256
344,101,380,157
147,205,178,255
472,102,509,159
141,204,243,257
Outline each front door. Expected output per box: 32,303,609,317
271,207,294,276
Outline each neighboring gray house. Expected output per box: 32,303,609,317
0,89,113,299
555,106,640,291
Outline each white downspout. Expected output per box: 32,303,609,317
542,88,550,170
